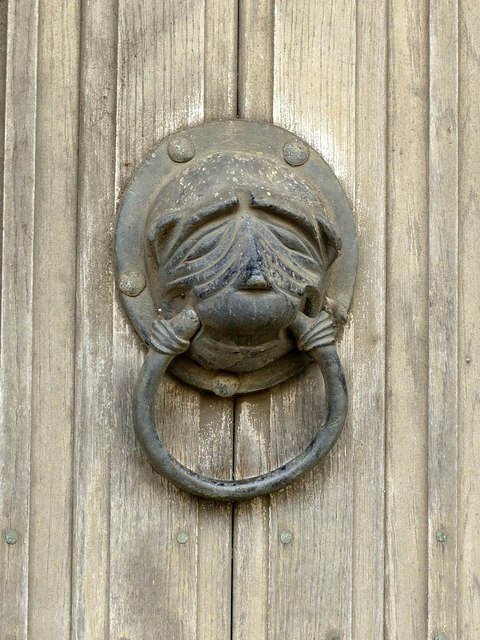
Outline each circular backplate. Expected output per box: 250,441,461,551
115,120,357,394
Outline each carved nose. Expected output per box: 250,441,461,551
238,221,271,290
240,261,271,290
242,271,270,290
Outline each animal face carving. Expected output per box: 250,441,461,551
116,120,357,394
148,182,340,373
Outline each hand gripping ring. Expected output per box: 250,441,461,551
133,309,348,501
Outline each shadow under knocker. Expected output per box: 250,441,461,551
115,121,358,501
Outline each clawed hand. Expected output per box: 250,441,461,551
289,310,336,352
150,308,200,356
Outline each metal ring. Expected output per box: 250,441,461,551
133,342,348,501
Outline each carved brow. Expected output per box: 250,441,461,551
250,196,342,251
250,195,318,238
147,191,240,247
179,191,324,242
176,192,240,239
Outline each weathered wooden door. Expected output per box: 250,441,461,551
1,1,479,638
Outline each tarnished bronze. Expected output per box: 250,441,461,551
115,120,357,500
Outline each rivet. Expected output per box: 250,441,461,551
168,137,195,163
436,529,447,543
283,140,310,166
212,373,240,397
280,531,293,545
465,356,471,363
118,270,146,297
5,530,19,545
176,531,189,544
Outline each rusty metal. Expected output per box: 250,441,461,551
115,120,358,500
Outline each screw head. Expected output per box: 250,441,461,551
212,373,240,397
118,270,146,297
436,529,447,543
168,137,195,163
176,531,189,544
5,530,19,545
280,531,293,545
283,140,310,166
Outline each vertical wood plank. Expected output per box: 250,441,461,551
428,0,459,638
204,0,238,120
238,0,273,120
268,369,352,640
112,0,205,635
28,0,80,636
232,395,272,640
0,1,39,638
233,1,357,638
71,1,117,638
198,4,238,636
0,0,7,285
110,2,236,638
232,2,274,638
458,0,480,635
272,2,356,637
385,0,429,637
352,0,387,637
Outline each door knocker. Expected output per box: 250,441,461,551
115,120,357,501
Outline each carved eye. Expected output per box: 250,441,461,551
267,224,316,259
170,220,230,266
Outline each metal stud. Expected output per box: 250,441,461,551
118,270,146,297
176,531,189,544
280,531,293,544
5,530,19,545
168,137,195,163
212,373,240,397
436,529,447,543
283,139,310,166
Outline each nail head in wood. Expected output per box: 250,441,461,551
176,531,189,544
5,530,19,545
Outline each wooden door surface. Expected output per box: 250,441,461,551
1,1,479,638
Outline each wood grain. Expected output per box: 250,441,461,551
232,4,274,637
70,1,117,638
232,393,272,640
1,1,480,636
205,0,238,119
272,2,356,637
233,1,357,638
0,0,7,283
238,0,273,121
428,0,459,638
28,0,79,636
458,0,480,635
352,0,387,636
109,2,236,638
385,0,430,638
0,1,39,638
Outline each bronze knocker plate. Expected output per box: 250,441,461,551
115,120,358,500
